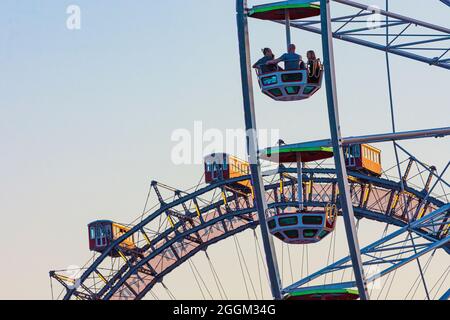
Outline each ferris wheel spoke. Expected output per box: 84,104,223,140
408,231,431,300
253,230,265,300
405,252,434,300
234,235,258,299
286,244,294,285
188,259,206,300
375,235,409,300
189,258,214,300
204,252,228,300
430,265,450,300
161,282,176,300
233,236,251,299
253,230,270,290
368,223,390,296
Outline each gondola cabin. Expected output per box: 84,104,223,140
88,220,136,256
249,0,323,101
204,153,252,193
267,205,338,244
256,68,323,102
344,144,382,176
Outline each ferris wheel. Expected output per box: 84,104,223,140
49,0,450,300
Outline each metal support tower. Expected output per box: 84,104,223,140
236,0,282,300
285,9,292,48
297,154,304,211
320,0,370,299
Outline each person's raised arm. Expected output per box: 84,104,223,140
266,58,281,65
266,54,285,65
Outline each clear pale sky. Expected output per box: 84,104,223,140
0,0,449,299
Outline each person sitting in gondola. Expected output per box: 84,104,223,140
253,48,279,74
267,43,303,70
306,50,322,83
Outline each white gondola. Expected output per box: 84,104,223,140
261,145,337,244
267,205,337,244
256,67,323,101
250,1,323,101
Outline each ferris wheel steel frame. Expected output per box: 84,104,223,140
50,163,449,300
275,127,450,150
238,0,371,300
278,0,450,70
49,0,450,301
237,0,284,300
319,0,369,299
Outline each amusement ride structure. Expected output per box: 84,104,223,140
50,0,450,300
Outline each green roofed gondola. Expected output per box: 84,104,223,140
285,288,360,300
261,144,333,163
261,140,337,245
248,0,320,21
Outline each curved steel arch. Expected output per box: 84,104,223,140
50,166,448,300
